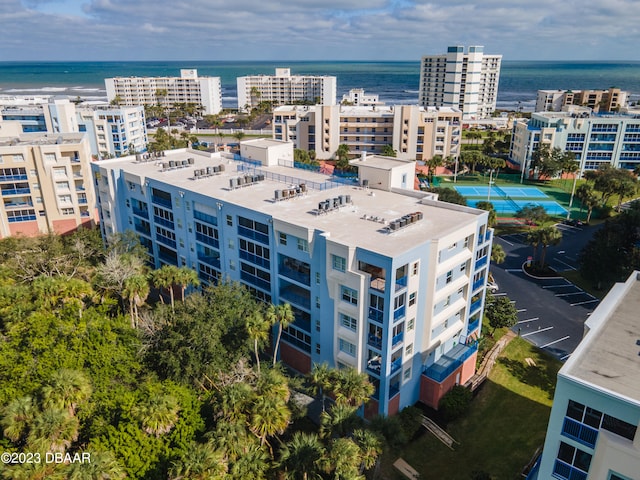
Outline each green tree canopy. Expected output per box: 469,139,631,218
485,294,518,333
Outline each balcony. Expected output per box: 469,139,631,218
280,285,311,310
154,215,175,230
240,250,270,270
195,232,219,249
395,275,408,291
368,335,382,350
155,234,176,249
366,356,381,375
151,194,172,208
2,188,30,196
4,200,33,209
472,278,485,292
132,207,149,219
389,382,400,399
470,298,483,313
561,417,598,449
468,318,481,334
552,460,587,480
475,255,488,270
369,307,384,323
392,332,404,348
423,342,478,383
0,174,28,182
238,225,269,245
279,261,310,286
393,305,406,321
197,253,221,269
390,357,402,375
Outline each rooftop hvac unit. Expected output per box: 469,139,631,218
161,151,166,157
332,198,339,208
219,164,225,172
283,189,290,198
181,160,188,166
230,178,238,188
417,212,424,220
390,222,398,231
300,183,306,192
237,177,245,186
161,162,168,169
362,179,369,188
400,218,407,227
345,194,351,204
188,158,195,165
169,160,176,168
135,154,142,162
275,190,282,200
194,170,200,177
258,174,265,181
207,167,214,175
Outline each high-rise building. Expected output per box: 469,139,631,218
105,69,222,115
0,126,96,238
237,68,337,112
419,46,501,119
92,145,492,416
509,107,640,178
533,271,640,480
272,104,461,161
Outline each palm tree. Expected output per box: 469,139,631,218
352,429,382,473
246,310,270,373
335,144,351,170
266,303,294,366
474,201,497,227
211,419,255,462
537,225,563,268
27,408,79,453
380,144,396,157
309,363,334,412
229,442,270,480
123,273,150,328
174,266,200,302
426,154,444,183
279,431,326,480
41,369,92,417
218,382,254,423
490,243,506,264
132,393,180,437
169,441,228,480
319,404,360,439
149,264,179,309
325,437,362,480
234,131,245,144
67,450,127,480
333,368,374,408
249,395,291,448
1,395,34,444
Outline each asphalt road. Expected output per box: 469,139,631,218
491,222,602,361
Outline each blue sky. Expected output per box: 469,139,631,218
3,0,640,61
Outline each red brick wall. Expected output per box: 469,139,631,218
280,343,311,374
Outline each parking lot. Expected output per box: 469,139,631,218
491,222,601,361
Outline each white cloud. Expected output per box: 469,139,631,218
1,0,639,60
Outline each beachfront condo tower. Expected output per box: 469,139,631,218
91,142,492,417
419,46,502,120
105,69,222,115
237,68,337,112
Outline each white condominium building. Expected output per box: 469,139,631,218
533,271,640,480
419,46,501,120
105,69,222,115
237,68,337,112
272,104,461,162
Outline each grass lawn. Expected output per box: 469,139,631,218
380,336,561,480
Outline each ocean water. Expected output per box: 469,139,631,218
1,60,640,110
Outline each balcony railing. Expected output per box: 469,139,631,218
155,234,176,249
0,174,28,182
151,194,172,208
395,275,408,291
1,188,30,196
197,254,221,269
470,298,483,313
423,342,478,383
240,250,270,270
468,318,481,334
368,308,384,323
279,287,310,310
278,263,310,286
153,215,175,230
393,305,406,321
552,460,587,480
472,278,485,291
475,256,488,269
132,207,149,219
390,357,402,375
389,382,400,399
367,335,382,350
561,417,598,449
392,332,404,347
195,233,219,249
238,226,269,245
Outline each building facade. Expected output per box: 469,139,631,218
0,127,97,238
105,69,222,115
533,271,640,480
419,46,501,119
237,68,337,112
535,88,628,113
92,148,492,416
272,104,461,162
509,108,640,177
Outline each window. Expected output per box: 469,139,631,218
394,293,405,309
341,286,358,305
408,318,415,331
297,238,309,252
315,320,320,332
555,442,592,476
339,338,356,357
316,343,321,354
412,262,419,276
602,414,638,441
315,296,320,308
279,232,287,245
339,313,357,332
459,262,466,273
406,343,413,355
315,272,320,285
409,292,416,306
226,215,232,226
332,255,346,272
446,270,453,284
14,154,26,162
403,367,412,381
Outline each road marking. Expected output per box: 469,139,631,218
510,300,517,304
521,326,554,337
542,284,574,289
517,317,539,324
555,291,585,297
571,299,600,306
492,292,507,296
505,269,522,273
553,258,577,271
540,336,570,349
516,308,527,312
560,353,571,361
498,237,514,246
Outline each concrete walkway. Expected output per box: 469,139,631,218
467,330,517,391
393,458,421,479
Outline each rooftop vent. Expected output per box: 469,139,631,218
314,195,352,215
386,211,423,233
229,174,265,190
274,183,307,202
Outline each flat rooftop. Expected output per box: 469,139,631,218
0,132,85,147
563,272,640,403
100,150,484,257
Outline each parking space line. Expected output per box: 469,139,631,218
555,291,585,297
498,237,514,246
493,292,507,297
553,259,577,271
505,269,522,273
521,326,554,337
571,299,600,306
516,308,527,312
517,317,539,324
540,336,570,349
560,353,571,361
543,284,574,289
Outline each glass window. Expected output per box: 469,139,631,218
332,254,346,272
409,292,416,306
341,286,358,305
297,238,309,252
408,318,415,331
279,232,287,245
339,313,357,332
412,262,419,275
339,338,356,357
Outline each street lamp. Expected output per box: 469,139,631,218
487,169,495,203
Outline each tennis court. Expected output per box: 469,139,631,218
455,186,548,199
467,199,568,216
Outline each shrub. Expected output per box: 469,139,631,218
438,385,473,421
